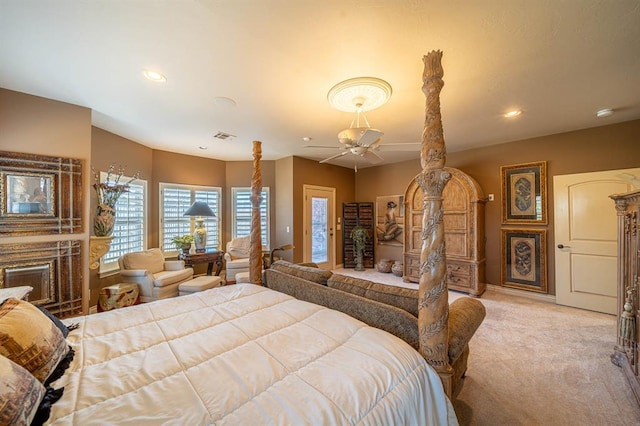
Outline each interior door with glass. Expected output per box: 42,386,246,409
303,185,335,270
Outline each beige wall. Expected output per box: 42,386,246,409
0,88,92,310
224,159,276,246
292,157,355,264
356,119,640,295
275,157,294,262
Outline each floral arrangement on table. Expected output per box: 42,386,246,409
92,164,140,237
172,234,194,253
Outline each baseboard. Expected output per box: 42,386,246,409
486,283,556,304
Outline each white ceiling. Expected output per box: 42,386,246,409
1,0,639,170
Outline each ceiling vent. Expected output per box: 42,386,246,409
213,131,236,141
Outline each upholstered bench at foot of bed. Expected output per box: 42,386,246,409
235,271,250,283
178,276,223,296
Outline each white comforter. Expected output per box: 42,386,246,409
50,284,457,425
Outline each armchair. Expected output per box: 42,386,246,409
118,248,193,302
223,236,250,282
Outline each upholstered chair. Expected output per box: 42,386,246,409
118,248,193,302
223,236,251,282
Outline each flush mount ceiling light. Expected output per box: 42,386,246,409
143,69,167,82
596,108,614,118
327,77,392,112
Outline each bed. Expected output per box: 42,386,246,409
42,284,457,424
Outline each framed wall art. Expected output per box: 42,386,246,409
501,228,547,293
501,161,547,224
0,150,82,236
375,195,404,246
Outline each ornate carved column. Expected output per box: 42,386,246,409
417,50,454,396
249,141,264,284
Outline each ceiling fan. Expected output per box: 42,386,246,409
305,106,387,171
307,76,419,171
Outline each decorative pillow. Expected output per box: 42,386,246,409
269,260,332,285
37,306,70,338
123,248,165,274
327,274,418,317
228,236,251,260
0,298,68,383
0,354,45,425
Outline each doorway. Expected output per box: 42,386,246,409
554,168,640,314
303,185,336,270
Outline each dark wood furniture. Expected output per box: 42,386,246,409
403,167,487,296
611,189,640,406
179,249,224,276
342,202,375,269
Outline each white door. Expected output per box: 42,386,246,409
303,185,335,270
554,168,640,314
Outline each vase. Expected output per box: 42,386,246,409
94,203,116,237
354,252,364,271
181,243,191,255
377,259,393,273
391,261,403,277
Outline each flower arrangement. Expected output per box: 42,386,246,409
350,225,369,271
172,234,194,252
92,164,140,237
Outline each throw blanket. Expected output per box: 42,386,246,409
49,284,457,425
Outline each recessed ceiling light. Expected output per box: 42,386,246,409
504,109,522,118
596,108,614,118
143,70,166,82
199,146,208,150
302,137,312,142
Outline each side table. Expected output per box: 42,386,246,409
179,249,224,276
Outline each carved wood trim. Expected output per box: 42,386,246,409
0,150,82,235
249,141,263,284
0,240,83,318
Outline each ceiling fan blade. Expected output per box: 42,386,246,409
358,129,384,147
367,149,385,163
319,151,349,163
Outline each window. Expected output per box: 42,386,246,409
232,187,269,249
100,174,147,274
160,183,221,254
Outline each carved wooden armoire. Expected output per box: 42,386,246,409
611,189,640,406
403,167,486,296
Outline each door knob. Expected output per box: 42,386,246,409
557,244,571,249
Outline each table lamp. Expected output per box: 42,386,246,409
184,201,215,252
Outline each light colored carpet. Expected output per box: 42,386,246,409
333,268,640,425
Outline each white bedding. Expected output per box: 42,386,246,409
50,284,457,425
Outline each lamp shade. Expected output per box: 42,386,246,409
183,201,215,217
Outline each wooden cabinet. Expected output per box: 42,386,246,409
342,202,375,269
403,167,486,296
611,189,640,406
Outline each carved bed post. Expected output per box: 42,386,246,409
249,141,263,284
417,50,454,396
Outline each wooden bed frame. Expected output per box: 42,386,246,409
248,51,457,397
